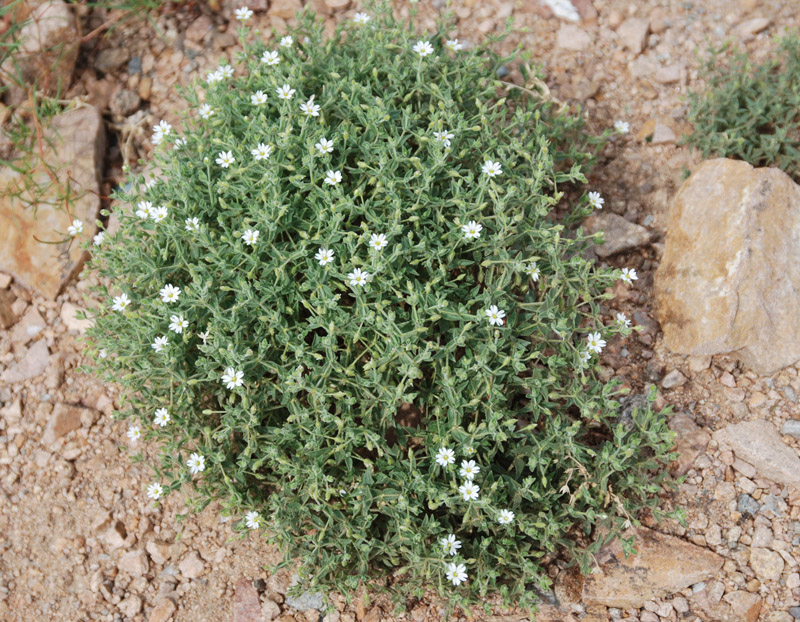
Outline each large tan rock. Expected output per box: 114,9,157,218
583,527,724,608
0,106,105,299
655,158,800,374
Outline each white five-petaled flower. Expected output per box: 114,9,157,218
482,160,503,177
485,305,506,326
433,130,454,147
324,170,342,186
300,95,321,117
458,481,480,501
151,335,168,353
222,367,244,389
169,314,188,334
616,312,631,328
459,460,480,480
614,120,631,134
150,205,168,223
348,268,369,288
199,104,214,119
245,511,261,530
198,329,210,344
413,40,434,57
127,425,141,442
251,90,268,105
315,137,334,154
497,509,515,525
67,219,83,236
579,350,592,366
159,283,181,303
146,482,164,500
112,293,131,312
218,65,234,79
98,348,107,359
93,231,105,246
276,84,296,100
524,262,540,281
440,534,461,556
586,332,606,354
368,233,388,251
174,137,186,149
136,201,153,219
435,447,456,467
261,50,280,65
315,247,335,266
187,453,205,475
242,229,260,246
445,39,463,52
620,267,638,284
445,562,468,586
152,120,172,145
461,221,482,240
234,6,253,20
216,150,235,168
185,217,200,231
587,191,604,210
251,143,273,160
154,408,170,427
353,12,370,24
280,35,293,48
207,69,223,84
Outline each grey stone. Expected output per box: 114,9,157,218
782,420,800,439
1,339,49,383
737,494,760,515
286,589,324,611
95,47,130,73
714,420,800,488
661,369,687,389
110,89,141,117
584,213,653,258
789,606,800,619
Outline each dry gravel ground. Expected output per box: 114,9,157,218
2,1,800,621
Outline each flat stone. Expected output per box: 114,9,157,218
146,539,173,565
94,47,130,74
782,420,800,439
10,305,46,345
651,121,676,145
655,63,683,84
285,589,324,611
735,17,770,37
102,520,128,551
557,24,592,51
750,548,784,582
0,398,22,428
268,0,302,19
723,591,761,622
262,599,281,621
149,598,177,622
584,213,653,258
661,369,687,389
110,88,141,117
737,494,760,515
714,420,800,488
655,159,800,374
617,18,649,54
583,527,724,608
234,578,264,622
0,106,105,299
42,402,88,444
668,414,710,476
60,302,93,333
1,339,49,383
0,289,15,329
185,15,214,43
118,549,150,577
121,594,143,618
178,551,205,578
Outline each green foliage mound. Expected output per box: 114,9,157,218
87,5,675,611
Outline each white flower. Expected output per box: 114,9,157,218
579,349,592,366
150,205,168,223
112,293,131,312
67,219,83,236
459,460,480,480
315,247,335,266
251,90,268,105
251,143,273,160
458,481,480,501
174,137,186,149
216,150,235,168
206,69,223,84
187,453,205,475
185,217,200,231
151,335,168,353
300,95,321,117
445,562,468,586
485,305,506,326
169,314,188,334
413,40,434,57
588,191,604,210
435,447,455,467
464,446,476,456
276,84,296,100
324,170,342,186
234,6,253,20
159,284,181,303
261,50,280,65
440,534,461,556
445,39,463,52
222,367,244,389
497,509,515,525
242,229,260,246
315,137,334,154
127,425,141,442
368,233,388,251
482,160,503,177
524,262,540,281
93,231,105,246
620,267,638,285
461,221,482,240
353,12,370,24
198,104,214,119
154,408,170,427
146,482,164,500
144,178,158,190
586,332,606,354
218,64,234,79
98,348,107,359
245,511,261,530
616,312,631,328
136,201,153,219
198,329,210,344
614,120,631,134
280,35,293,48
152,120,171,144
348,268,369,288
433,130,454,147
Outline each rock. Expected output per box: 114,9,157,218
234,578,264,622
263,599,282,621
178,551,205,578
540,0,580,22
583,213,653,258
121,594,143,618
95,47,130,73
768,612,794,622
737,494,760,515
750,548,784,582
582,527,724,608
10,306,46,345
651,121,676,145
146,539,173,565
722,591,761,622
1,398,22,428
0,289,15,329
789,607,800,619
285,589,324,611
60,302,93,333
102,520,128,551
110,88,141,117
42,402,89,444
735,17,770,37
185,15,214,43
655,63,683,84
1,339,49,383
782,420,800,439
617,18,649,54
324,0,350,9
714,420,800,488
661,369,687,389
655,159,800,374
668,413,710,476
752,524,773,547
0,272,11,288
149,598,177,622
269,0,302,19
556,24,592,51
571,0,597,21
0,106,105,299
